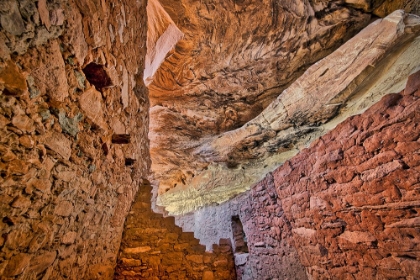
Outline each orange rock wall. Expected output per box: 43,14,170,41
273,70,420,279
115,183,236,280
0,0,149,279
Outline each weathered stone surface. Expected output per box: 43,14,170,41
157,10,420,215
1,0,420,279
172,50,420,280
0,0,26,36
23,40,69,102
174,173,307,280
124,246,152,254
62,231,77,244
53,201,74,217
37,0,51,31
144,0,183,86
29,251,57,275
0,60,27,96
41,131,72,160
79,87,107,130
3,253,31,277
150,0,373,200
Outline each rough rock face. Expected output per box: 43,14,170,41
115,182,236,280
175,69,420,279
156,8,420,215
0,0,149,279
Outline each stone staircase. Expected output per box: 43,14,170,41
114,183,236,279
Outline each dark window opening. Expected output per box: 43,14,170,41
231,215,248,253
82,63,112,90
112,134,131,144
125,158,136,166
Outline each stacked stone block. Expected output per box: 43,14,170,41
115,183,236,280
0,0,149,278
273,70,420,279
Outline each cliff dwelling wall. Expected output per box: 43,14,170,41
175,70,420,279
274,70,420,279
114,181,236,280
0,0,149,278
1,0,420,279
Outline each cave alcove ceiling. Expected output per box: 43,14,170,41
145,0,420,215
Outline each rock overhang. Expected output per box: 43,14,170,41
145,0,420,215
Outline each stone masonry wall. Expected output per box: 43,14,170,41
174,70,420,279
115,182,236,280
273,70,420,279
174,174,307,280
235,174,308,280
0,0,149,279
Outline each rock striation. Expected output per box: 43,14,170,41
0,0,149,278
149,0,373,197
156,9,420,215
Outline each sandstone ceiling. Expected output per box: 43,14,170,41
147,0,420,215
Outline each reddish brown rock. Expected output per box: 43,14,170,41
53,201,74,217
62,232,77,245
0,60,27,96
10,196,31,209
40,131,72,160
21,40,69,102
29,251,57,275
156,9,420,215
79,87,107,130
3,253,31,277
0,1,149,279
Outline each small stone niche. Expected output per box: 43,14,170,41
231,215,248,253
125,158,136,166
82,63,112,90
112,134,131,144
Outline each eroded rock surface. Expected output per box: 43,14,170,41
150,0,372,196
155,9,420,215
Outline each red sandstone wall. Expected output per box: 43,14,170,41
115,183,236,280
0,0,149,278
273,70,420,279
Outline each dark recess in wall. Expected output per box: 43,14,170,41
231,215,249,253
